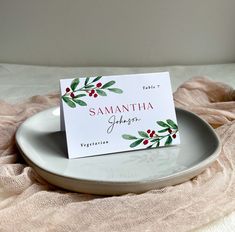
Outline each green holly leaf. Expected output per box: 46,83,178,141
122,134,138,140
138,131,149,138
108,88,123,94
73,99,87,106
62,96,76,108
157,121,169,127
166,119,178,129
165,136,172,145
85,77,90,86
74,94,86,98
151,138,159,143
130,139,144,148
84,84,94,89
96,89,107,96
158,128,169,133
101,81,115,89
92,76,102,82
70,78,80,91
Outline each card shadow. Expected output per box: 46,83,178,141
33,131,68,158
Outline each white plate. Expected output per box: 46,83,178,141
16,107,221,195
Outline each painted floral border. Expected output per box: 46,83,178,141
62,76,123,108
122,119,178,148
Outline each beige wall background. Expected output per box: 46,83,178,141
0,0,235,67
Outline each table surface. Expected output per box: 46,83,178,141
0,63,234,232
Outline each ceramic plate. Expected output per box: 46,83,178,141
16,107,221,195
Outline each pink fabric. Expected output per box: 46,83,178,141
0,77,234,232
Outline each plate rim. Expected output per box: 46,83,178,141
16,107,221,185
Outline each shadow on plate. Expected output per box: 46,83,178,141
33,131,68,158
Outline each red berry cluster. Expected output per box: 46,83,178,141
142,128,177,146
66,87,75,98
168,128,176,139
147,129,155,138
143,129,156,145
88,89,98,98
88,82,102,98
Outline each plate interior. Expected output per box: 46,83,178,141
16,107,220,183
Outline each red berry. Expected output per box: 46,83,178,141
150,133,154,138
66,87,70,92
70,92,75,98
96,82,102,88
91,89,95,94
168,129,172,134
94,93,98,98
89,93,93,97
147,129,151,134
172,134,176,139
143,140,149,145
151,130,155,135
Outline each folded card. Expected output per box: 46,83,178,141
60,72,180,159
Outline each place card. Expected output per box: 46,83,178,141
60,72,180,159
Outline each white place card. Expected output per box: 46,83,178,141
60,72,180,159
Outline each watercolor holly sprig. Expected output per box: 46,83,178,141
122,119,178,149
62,76,123,108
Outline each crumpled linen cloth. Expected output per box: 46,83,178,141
0,77,234,232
